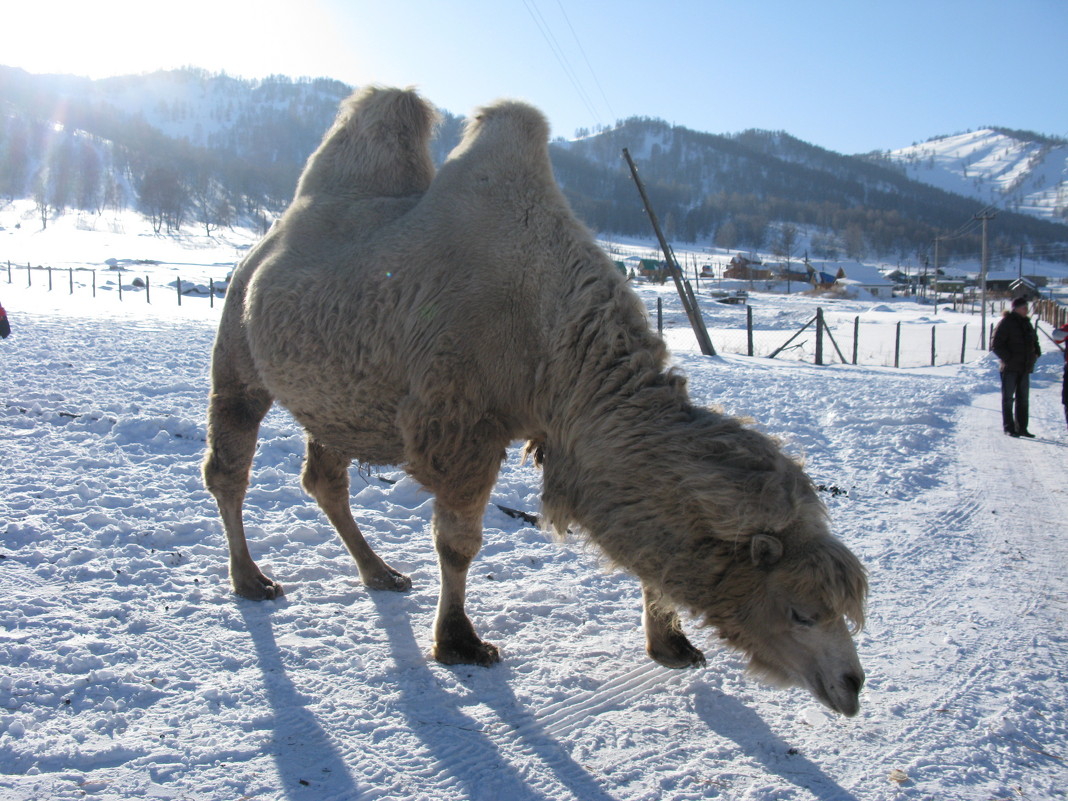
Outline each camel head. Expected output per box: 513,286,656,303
709,522,868,717
543,405,870,713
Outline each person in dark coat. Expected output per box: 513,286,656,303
0,300,9,339
991,296,1041,437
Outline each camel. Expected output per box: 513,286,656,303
203,88,869,716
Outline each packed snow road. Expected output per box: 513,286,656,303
1,283,1066,800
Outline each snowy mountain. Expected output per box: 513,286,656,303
554,118,1068,265
876,129,1068,224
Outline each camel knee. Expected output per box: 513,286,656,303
432,506,485,567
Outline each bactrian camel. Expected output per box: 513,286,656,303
203,86,868,716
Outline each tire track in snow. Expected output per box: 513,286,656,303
869,389,1068,794
517,661,688,739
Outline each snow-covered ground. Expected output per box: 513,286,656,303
2,212,1067,800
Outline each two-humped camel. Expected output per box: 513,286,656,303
204,87,868,715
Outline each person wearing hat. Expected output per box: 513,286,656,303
991,296,1041,437
1053,323,1068,431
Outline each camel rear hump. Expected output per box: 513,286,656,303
416,100,562,231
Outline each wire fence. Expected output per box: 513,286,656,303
4,259,230,308
8,257,1067,369
650,292,1068,368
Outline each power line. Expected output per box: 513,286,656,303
553,0,614,121
521,0,602,128
519,0,606,133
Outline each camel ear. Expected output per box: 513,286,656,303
751,534,783,567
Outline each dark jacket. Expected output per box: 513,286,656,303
991,311,1040,373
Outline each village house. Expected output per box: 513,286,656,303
810,261,896,297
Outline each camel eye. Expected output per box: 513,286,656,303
790,609,815,628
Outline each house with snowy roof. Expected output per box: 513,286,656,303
810,261,896,297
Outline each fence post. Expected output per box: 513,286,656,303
657,297,662,336
92,270,96,298
6,261,10,283
48,265,53,291
746,305,754,356
146,276,151,304
27,262,32,287
960,325,968,363
118,269,123,301
69,267,74,294
815,308,825,366
209,278,215,309
931,326,936,366
894,321,901,368
177,277,182,307
852,316,859,365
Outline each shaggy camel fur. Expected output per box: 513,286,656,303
204,88,869,716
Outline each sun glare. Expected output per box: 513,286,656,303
2,0,352,82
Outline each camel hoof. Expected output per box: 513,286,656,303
363,567,412,592
648,642,707,669
431,639,501,667
233,572,284,601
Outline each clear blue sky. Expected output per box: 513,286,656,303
3,0,1066,154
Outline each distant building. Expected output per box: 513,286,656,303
638,258,667,281
724,255,771,281
983,271,1043,295
810,261,895,297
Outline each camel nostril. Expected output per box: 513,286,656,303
842,672,864,695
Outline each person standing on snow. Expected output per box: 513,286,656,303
0,300,9,339
991,296,1041,438
1053,323,1068,431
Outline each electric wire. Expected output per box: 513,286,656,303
521,0,602,128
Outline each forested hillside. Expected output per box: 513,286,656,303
2,66,1065,265
554,120,1068,263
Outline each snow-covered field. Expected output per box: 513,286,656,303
2,212,1067,800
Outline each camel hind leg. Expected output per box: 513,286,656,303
203,387,281,599
416,423,509,667
301,439,411,592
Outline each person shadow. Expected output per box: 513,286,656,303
692,684,859,801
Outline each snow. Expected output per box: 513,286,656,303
2,211,1067,800
886,129,1068,223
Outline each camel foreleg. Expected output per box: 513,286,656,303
302,439,411,592
642,585,706,668
430,501,500,666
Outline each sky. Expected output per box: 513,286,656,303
2,0,1066,154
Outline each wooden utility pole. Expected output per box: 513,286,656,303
976,210,996,349
622,148,716,356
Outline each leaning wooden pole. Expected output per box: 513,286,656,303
622,148,716,356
